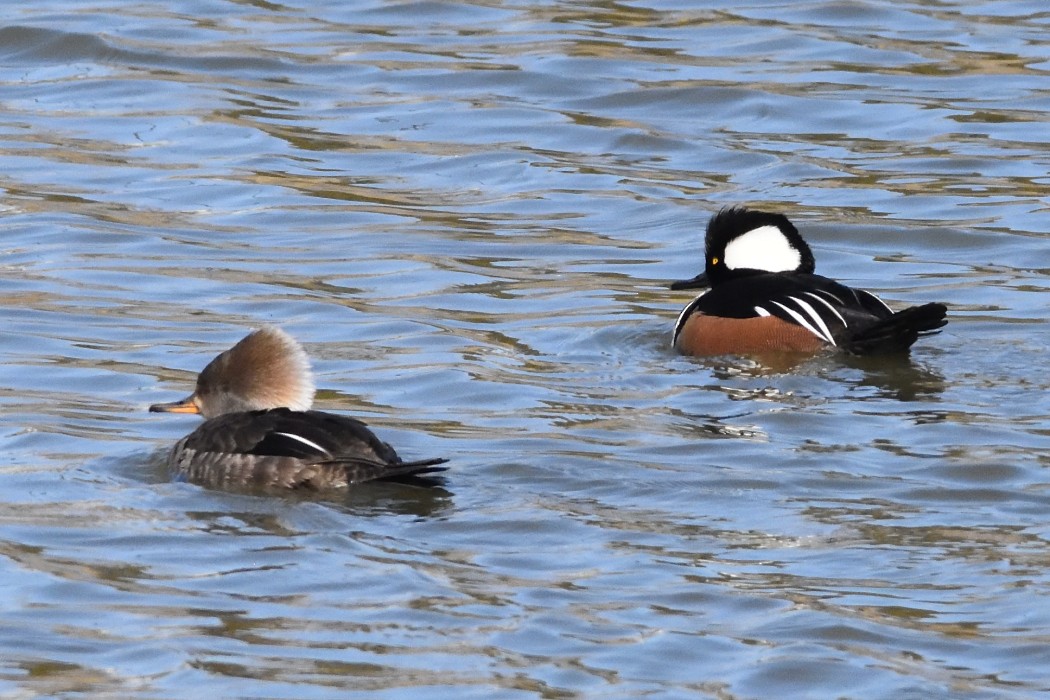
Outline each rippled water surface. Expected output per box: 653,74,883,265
2,1,1049,697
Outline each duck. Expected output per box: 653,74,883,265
671,206,948,356
149,326,448,491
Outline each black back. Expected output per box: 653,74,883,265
181,408,396,462
680,270,946,353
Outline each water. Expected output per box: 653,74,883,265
1,1,1049,697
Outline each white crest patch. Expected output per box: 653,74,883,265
722,225,802,273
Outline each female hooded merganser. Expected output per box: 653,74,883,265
671,207,948,356
149,326,447,491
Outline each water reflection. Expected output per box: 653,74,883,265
834,354,947,401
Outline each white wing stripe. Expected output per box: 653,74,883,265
858,289,893,313
772,300,833,345
811,288,846,307
788,296,837,346
803,291,846,326
754,305,771,317
672,291,709,346
274,431,332,458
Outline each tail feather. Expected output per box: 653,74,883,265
306,456,449,487
842,302,947,355
375,457,449,484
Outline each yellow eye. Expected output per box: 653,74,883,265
712,257,720,266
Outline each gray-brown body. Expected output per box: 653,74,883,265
166,407,447,490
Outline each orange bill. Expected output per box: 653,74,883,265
149,394,201,414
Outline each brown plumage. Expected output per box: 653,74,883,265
674,314,828,356
150,327,447,491
671,207,948,357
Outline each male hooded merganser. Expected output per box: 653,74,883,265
671,207,948,356
149,326,447,490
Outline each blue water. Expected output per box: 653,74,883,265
1,2,1049,697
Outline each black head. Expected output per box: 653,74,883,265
670,206,816,290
